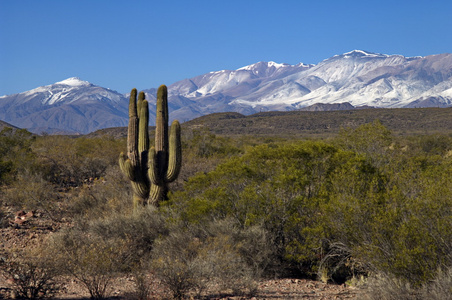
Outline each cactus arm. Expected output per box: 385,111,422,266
120,89,140,180
156,85,169,148
129,88,138,118
155,85,169,175
137,91,145,117
138,96,150,180
138,92,149,154
148,146,160,185
131,181,149,200
119,152,134,181
149,184,165,206
126,89,140,168
166,120,182,182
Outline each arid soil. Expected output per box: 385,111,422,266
54,276,358,299
0,209,359,299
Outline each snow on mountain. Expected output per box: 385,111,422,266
238,61,287,71
2,50,452,134
168,60,312,98
340,49,390,58
0,77,129,134
18,77,124,106
225,51,452,111
55,77,91,86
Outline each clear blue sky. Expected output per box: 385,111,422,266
1,0,451,96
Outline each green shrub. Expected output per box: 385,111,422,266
413,134,452,156
169,140,378,276
183,128,243,159
0,128,35,185
169,122,452,286
324,153,452,285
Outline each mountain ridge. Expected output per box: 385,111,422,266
1,50,452,134
0,77,130,134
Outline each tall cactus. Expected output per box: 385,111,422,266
119,88,151,209
148,85,182,205
119,85,181,209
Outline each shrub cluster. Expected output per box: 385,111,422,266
0,250,60,299
168,121,452,287
358,267,452,300
150,218,265,299
1,122,452,298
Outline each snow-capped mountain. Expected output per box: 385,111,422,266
0,77,130,134
148,50,452,122
163,50,452,118
1,50,452,134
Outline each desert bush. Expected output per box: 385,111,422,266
3,171,61,219
69,165,132,218
48,204,168,299
32,135,124,187
412,133,452,156
357,273,420,300
151,220,260,299
48,228,129,299
359,267,452,300
151,232,212,299
169,122,452,286
169,140,376,276
130,269,152,300
0,250,60,299
197,218,273,278
421,267,452,300
203,234,258,296
182,128,242,159
0,128,36,185
87,206,169,266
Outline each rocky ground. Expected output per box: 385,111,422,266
37,277,358,300
56,276,358,299
0,208,360,299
